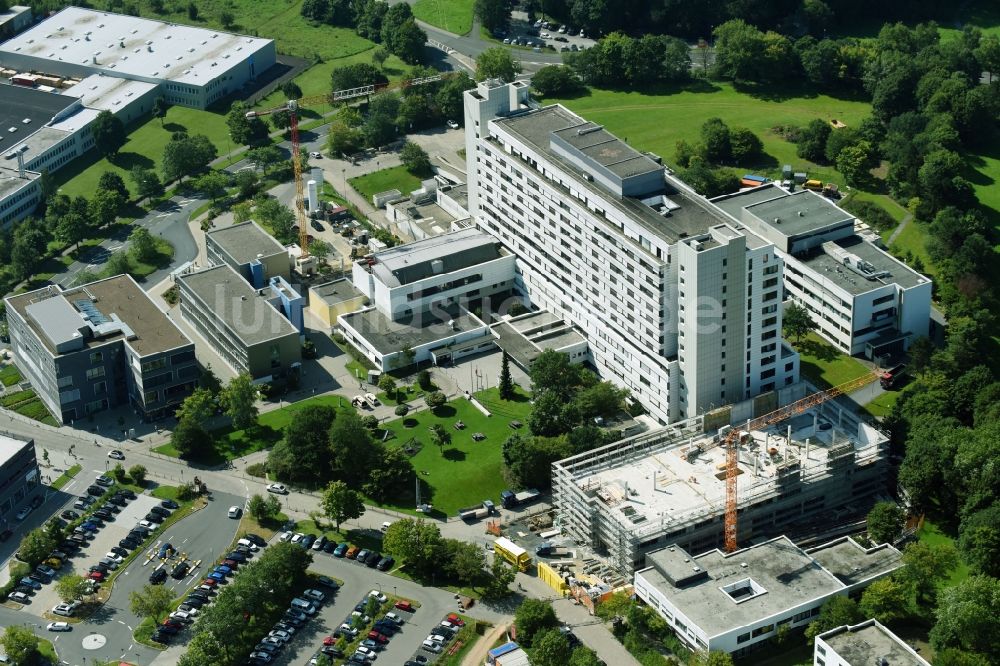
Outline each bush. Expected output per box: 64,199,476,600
246,462,268,478
417,369,432,390
843,198,896,232
394,405,410,417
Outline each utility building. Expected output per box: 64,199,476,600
552,391,889,573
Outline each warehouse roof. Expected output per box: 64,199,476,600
206,220,286,266
0,7,274,86
370,227,505,288
0,84,75,156
62,74,158,112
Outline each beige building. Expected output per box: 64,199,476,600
205,221,290,288
308,279,368,328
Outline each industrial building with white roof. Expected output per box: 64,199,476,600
0,7,275,109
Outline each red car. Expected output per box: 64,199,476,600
88,571,105,581
394,600,414,612
223,559,239,568
446,613,466,627
200,579,217,587
323,635,337,646
367,631,388,644
162,619,184,629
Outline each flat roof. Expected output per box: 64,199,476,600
574,410,883,537
6,274,192,356
177,264,298,346
551,120,662,180
340,303,486,354
0,6,30,26
492,105,731,245
820,621,929,666
0,84,75,156
206,220,286,266
310,279,364,306
0,433,32,470
371,227,504,288
0,7,274,87
62,73,158,112
639,536,844,637
713,186,854,239
24,294,86,348
0,166,39,198
798,236,927,295
808,537,903,586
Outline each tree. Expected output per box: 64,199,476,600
129,583,175,622
498,350,515,399
574,381,627,420
309,238,332,262
836,141,875,187
482,555,516,600
805,595,863,642
56,210,88,251
219,10,235,28
690,652,736,666
17,528,55,566
569,647,604,666
859,577,910,623
196,170,229,203
867,502,905,544
530,350,580,401
476,47,522,82
429,423,451,452
372,47,389,70
935,650,993,666
162,134,218,183
329,409,383,484
783,302,816,344
362,113,397,149
515,598,559,647
91,110,127,159
321,481,365,530
475,0,509,33
252,197,297,244
111,462,127,482
1,626,40,666
713,20,766,82
898,541,958,607
281,81,303,101
10,223,48,281
700,117,732,164
247,493,280,522
796,118,832,163
130,167,163,199
152,97,168,125
327,121,363,156
187,1,198,20
246,145,283,175
177,387,216,423
529,391,579,436
98,171,128,200
444,539,486,585
377,373,397,400
268,404,336,484
330,62,387,93
391,19,426,65
221,373,259,431
128,464,147,486
958,504,1000,576
89,188,124,229
530,65,580,97
227,101,268,147
531,629,572,666
363,447,414,502
128,226,158,264
975,34,1000,83
382,518,443,578
930,576,1000,661
400,141,432,176
729,127,763,163
424,391,446,411
55,573,91,603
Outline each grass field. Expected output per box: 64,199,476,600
917,519,970,587
349,165,425,204
549,81,873,183
0,388,57,425
888,220,936,276
51,464,82,491
377,386,533,516
412,0,476,35
863,390,901,419
0,364,22,387
54,106,232,199
795,333,872,389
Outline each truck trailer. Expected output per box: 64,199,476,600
458,500,496,522
500,488,541,509
494,537,531,571
880,364,906,389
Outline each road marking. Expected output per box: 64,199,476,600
117,620,127,626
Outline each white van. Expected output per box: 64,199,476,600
237,538,259,551
290,598,317,615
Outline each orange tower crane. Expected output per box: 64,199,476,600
722,370,881,552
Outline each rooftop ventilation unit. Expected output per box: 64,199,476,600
576,124,603,136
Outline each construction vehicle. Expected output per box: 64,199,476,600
494,537,531,571
879,364,906,389
722,371,880,552
803,179,823,191
458,500,496,522
500,488,541,509
535,542,571,557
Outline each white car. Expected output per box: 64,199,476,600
107,450,125,460
169,611,193,623
104,552,124,564
279,531,293,542
138,520,156,529
228,506,242,519
8,591,29,603
46,622,71,632
355,646,376,658
15,506,30,520
422,640,442,653
339,624,358,638
369,590,387,604
302,588,325,603
428,633,447,644
384,612,404,625
447,119,459,129
52,602,80,617
365,392,380,406
266,483,288,495
309,151,322,159
290,533,304,544
268,629,292,643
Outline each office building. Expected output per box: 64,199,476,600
634,536,902,657
308,279,368,328
0,7,276,109
176,264,301,381
0,434,39,528
713,185,931,358
464,80,799,423
4,275,198,423
815,620,930,666
205,220,291,287
552,394,889,572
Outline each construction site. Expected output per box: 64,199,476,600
552,383,889,574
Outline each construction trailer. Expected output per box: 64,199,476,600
551,388,889,574
494,537,532,571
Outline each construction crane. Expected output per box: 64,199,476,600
722,370,881,553
245,73,453,257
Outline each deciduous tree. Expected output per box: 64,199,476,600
92,110,127,159
321,481,365,530
514,598,559,647
55,573,91,602
476,47,522,82
129,583,175,622
221,373,259,431
866,502,905,544
783,302,816,344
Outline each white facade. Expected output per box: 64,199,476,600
464,80,798,423
815,620,930,666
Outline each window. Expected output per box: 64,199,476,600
737,633,751,644
142,358,167,373
751,624,775,638
85,367,105,380
144,390,159,403
89,351,103,364
93,381,107,396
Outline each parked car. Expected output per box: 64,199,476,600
144,513,164,524
365,551,382,568
312,536,327,551
394,600,415,612
334,543,348,557
52,602,80,617
317,576,339,589
226,551,247,563
266,483,288,495
95,475,114,487
46,622,71,632
61,509,80,520
108,449,125,460
137,520,156,529
245,533,267,547
150,506,170,517
376,556,395,571
150,568,168,584
227,506,242,519
161,499,179,509
447,119,460,129
86,485,105,496
302,588,325,603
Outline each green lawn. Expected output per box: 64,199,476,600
377,386,533,516
939,0,1000,40
37,638,58,663
0,364,22,387
349,166,425,204
794,332,872,389
0,389,57,425
917,519,970,587
848,190,909,224
51,464,82,491
888,220,936,276
54,106,232,199
412,0,476,34
548,81,873,183
863,390,900,419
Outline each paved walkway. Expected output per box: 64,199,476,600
462,623,509,666
886,212,913,246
